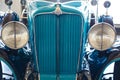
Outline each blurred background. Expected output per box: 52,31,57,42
0,0,120,23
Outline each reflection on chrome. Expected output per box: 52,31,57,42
1,61,14,79
102,62,114,80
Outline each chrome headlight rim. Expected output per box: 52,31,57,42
88,22,117,51
1,21,29,49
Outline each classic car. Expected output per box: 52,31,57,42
0,0,120,80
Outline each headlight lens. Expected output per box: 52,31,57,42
1,21,29,49
88,22,116,51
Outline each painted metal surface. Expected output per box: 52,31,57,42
28,1,88,80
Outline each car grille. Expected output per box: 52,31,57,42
34,13,84,74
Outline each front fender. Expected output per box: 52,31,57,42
97,51,120,80
87,48,120,80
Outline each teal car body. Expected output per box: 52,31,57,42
28,1,89,80
0,0,120,80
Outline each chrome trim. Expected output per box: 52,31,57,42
32,17,40,80
88,22,117,51
54,4,62,15
1,21,29,49
76,13,84,80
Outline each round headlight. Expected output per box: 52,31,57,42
1,21,29,49
88,22,116,51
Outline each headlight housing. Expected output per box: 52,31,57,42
88,22,116,51
1,21,29,49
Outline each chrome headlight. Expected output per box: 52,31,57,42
1,21,29,49
88,22,116,51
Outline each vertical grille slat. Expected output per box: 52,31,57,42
33,13,83,75
59,14,83,74
34,14,57,74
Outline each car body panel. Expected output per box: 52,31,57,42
28,1,89,80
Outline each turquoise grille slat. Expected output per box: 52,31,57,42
59,14,83,74
34,14,57,74
34,13,83,80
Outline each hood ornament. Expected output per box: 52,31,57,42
54,4,62,15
